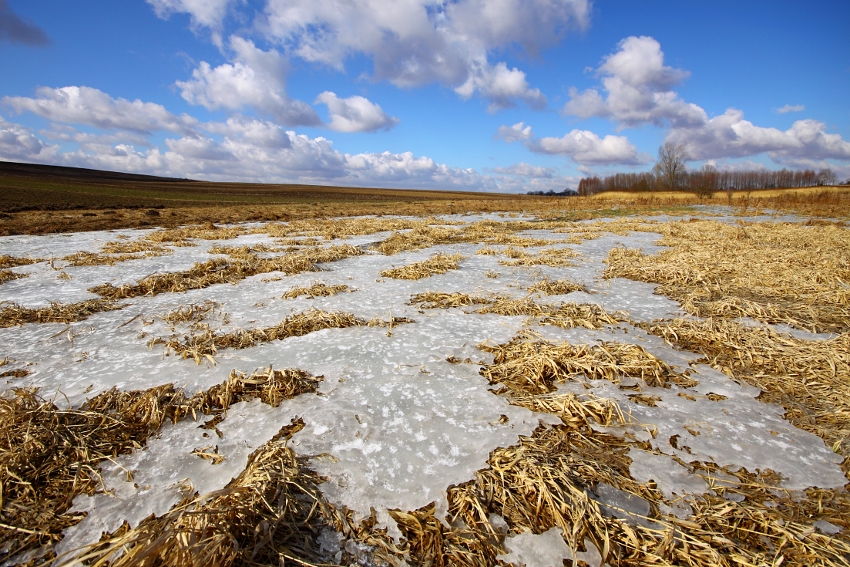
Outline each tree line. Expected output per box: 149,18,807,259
575,142,842,197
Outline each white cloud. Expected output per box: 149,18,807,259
2,86,198,135
666,111,850,161
529,129,651,166
455,60,546,112
563,36,703,129
777,104,805,114
203,115,292,148
260,0,588,110
0,116,56,161
493,162,554,178
495,122,533,143
146,0,235,41
314,92,399,133
565,36,850,166
177,36,321,126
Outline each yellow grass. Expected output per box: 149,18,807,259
604,219,850,333
381,253,465,280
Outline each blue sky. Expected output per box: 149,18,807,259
1,0,848,192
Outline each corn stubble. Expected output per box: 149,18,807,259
90,244,362,300
159,308,413,362
0,367,321,564
604,220,850,333
4,215,850,566
380,253,464,280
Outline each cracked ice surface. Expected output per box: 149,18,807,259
1,213,846,558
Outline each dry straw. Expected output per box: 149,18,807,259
0,367,321,563
480,331,696,395
91,244,362,300
0,255,42,269
0,256,40,285
409,291,627,330
282,281,352,299
604,219,850,333
63,240,171,267
145,223,246,245
498,247,577,268
381,253,464,280
527,277,587,295
159,308,413,362
643,316,850,473
0,270,26,285
0,299,123,328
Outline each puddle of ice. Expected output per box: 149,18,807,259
498,527,602,567
1,213,845,560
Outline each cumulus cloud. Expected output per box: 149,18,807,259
777,104,805,114
455,61,546,112
177,36,321,126
259,0,588,110
563,36,703,128
565,36,850,166
146,0,235,42
495,122,533,143
0,116,55,161
493,162,554,178
314,92,399,133
0,0,50,46
2,86,198,135
666,111,850,162
529,129,651,166
0,115,509,190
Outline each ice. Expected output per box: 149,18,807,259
2,213,845,559
589,483,654,527
498,527,602,567
814,520,842,535
628,449,708,518
565,365,846,490
56,399,297,557
497,528,572,567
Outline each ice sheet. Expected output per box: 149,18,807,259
1,212,844,561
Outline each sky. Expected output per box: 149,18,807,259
1,0,849,192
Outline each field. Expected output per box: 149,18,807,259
0,164,849,567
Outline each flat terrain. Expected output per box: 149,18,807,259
3,161,850,236
0,204,849,566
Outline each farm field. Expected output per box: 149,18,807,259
0,199,849,566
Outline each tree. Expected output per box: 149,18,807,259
817,168,837,186
692,163,717,200
652,142,688,191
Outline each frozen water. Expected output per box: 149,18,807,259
628,449,708,518
1,212,845,559
498,527,602,567
566,364,846,491
589,483,653,527
57,399,297,558
497,527,572,567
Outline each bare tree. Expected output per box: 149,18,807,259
652,142,688,191
693,163,717,200
817,168,837,186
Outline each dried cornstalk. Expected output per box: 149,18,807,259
0,299,123,328
90,244,362,300
480,332,690,394
604,220,850,333
160,309,413,361
381,253,464,280
282,281,352,299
